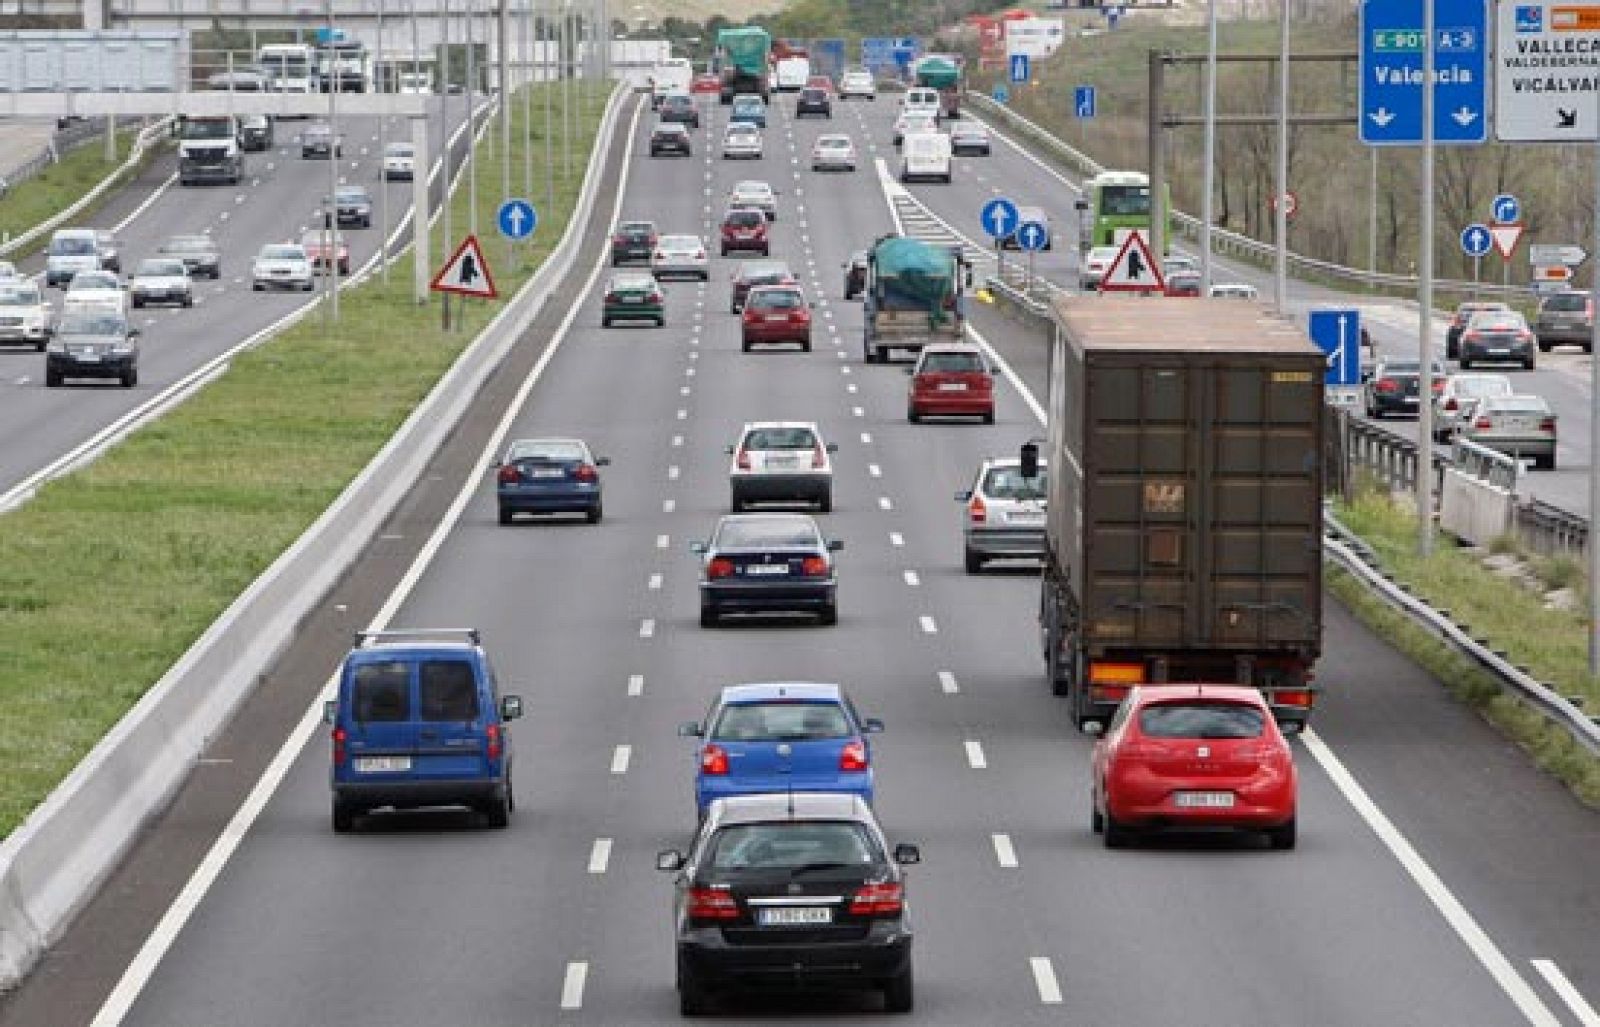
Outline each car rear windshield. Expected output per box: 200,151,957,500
1139,702,1265,739
419,660,480,721
58,314,126,335
619,222,653,235
801,89,825,100
137,260,186,277
352,661,411,721
748,289,802,310
1485,397,1551,415
716,517,820,549
509,440,585,462
919,351,984,373
1471,314,1523,330
49,236,96,256
725,210,763,227
983,466,1048,499
1543,293,1587,312
262,246,303,260
712,701,851,741
745,427,816,450
1455,377,1513,398
0,286,40,306
707,822,880,871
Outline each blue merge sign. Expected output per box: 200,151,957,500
1309,309,1363,388
981,198,1020,241
1359,0,1487,146
1016,220,1049,252
1010,53,1030,84
497,199,537,240
1492,193,1520,224
1460,222,1492,259
1074,85,1096,119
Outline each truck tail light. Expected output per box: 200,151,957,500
1443,397,1458,411
849,882,903,916
839,739,869,771
1540,417,1557,433
1272,689,1314,709
687,886,740,921
700,744,729,774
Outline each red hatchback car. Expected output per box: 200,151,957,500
906,344,994,423
1092,684,1297,850
741,285,812,351
720,207,769,257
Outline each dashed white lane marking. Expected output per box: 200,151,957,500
588,838,613,874
938,670,959,694
964,739,987,769
840,364,851,374
656,534,670,549
992,833,1019,868
1532,960,1600,1026
663,499,677,514
1030,957,1063,1004
668,465,681,480
920,615,938,634
560,962,589,1010
680,385,692,396
648,573,663,590
611,744,632,774
869,463,883,478
853,406,865,417
903,570,920,587
627,674,645,696
861,432,872,444
846,383,858,393
878,496,893,511
890,532,905,547
672,434,684,447
639,619,656,638
677,408,688,420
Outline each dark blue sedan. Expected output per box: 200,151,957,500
679,682,882,816
495,437,608,524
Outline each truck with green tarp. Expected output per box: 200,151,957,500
716,26,772,104
913,55,961,119
861,235,972,364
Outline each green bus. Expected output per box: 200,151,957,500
1083,170,1172,254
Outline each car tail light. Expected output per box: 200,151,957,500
575,463,598,482
736,448,751,470
1518,329,1533,340
1463,330,1477,341
332,726,347,766
653,251,665,262
1431,378,1445,393
839,738,868,771
811,444,826,469
486,723,502,762
687,886,740,921
849,881,903,916
792,308,809,323
708,558,736,579
695,250,705,260
1443,397,1458,411
497,465,520,484
968,494,986,524
1475,416,1493,430
1375,378,1398,394
612,233,626,244
1540,417,1557,433
648,233,659,246
801,555,828,576
700,744,730,774
604,291,619,304
742,306,759,323
648,291,663,304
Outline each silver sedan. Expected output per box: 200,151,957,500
651,234,709,281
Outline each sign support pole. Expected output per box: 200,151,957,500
1417,0,1435,557
1590,121,1600,677
1273,0,1289,314
1200,0,1217,294
1473,254,1480,299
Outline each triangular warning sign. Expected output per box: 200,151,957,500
1490,222,1524,261
1098,231,1165,293
430,234,498,299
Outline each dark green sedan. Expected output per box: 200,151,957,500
602,272,665,328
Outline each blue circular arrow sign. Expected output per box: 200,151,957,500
981,197,1020,240
1015,220,1049,252
1492,193,1520,224
497,199,537,240
1460,223,1492,259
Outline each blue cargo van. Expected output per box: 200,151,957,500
324,628,523,832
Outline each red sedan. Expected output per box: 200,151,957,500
300,229,350,276
741,285,812,351
907,344,994,423
1092,684,1297,850
691,72,721,94
806,74,834,94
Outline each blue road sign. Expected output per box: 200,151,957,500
1492,193,1520,224
1309,309,1363,387
1105,4,1124,26
497,199,537,240
992,84,1010,105
1016,220,1049,252
1074,85,1096,119
892,47,916,69
1359,0,1488,146
1460,222,1492,258
1010,53,1031,84
861,36,894,57
981,197,1020,241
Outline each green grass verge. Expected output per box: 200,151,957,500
0,130,140,248
0,82,613,839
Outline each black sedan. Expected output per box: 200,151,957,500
843,250,867,300
650,122,693,157
46,311,140,388
300,123,341,159
158,234,222,279
658,92,700,128
611,220,658,266
795,86,832,118
657,792,919,1015
692,513,841,627
1364,358,1446,419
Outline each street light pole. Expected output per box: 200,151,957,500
1417,0,1436,557
378,0,391,283
1200,0,1218,295
326,0,341,323
1272,0,1289,314
467,0,479,238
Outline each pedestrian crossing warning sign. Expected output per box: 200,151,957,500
430,234,498,299
1098,231,1165,293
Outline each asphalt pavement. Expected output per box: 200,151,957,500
4,92,1599,1026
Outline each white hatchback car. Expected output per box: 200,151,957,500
811,134,857,172
727,421,838,513
382,141,416,180
893,110,937,145
722,123,763,160
839,70,876,100
652,234,709,281
729,180,778,221
63,269,127,315
956,458,1048,573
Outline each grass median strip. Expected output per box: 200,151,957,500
0,130,139,247
0,83,612,839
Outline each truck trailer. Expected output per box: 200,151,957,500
716,26,771,104
912,55,961,119
861,235,971,364
1034,297,1324,730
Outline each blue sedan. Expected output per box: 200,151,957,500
495,437,608,524
679,682,883,816
730,97,767,128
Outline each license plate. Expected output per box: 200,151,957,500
621,296,644,304
1402,397,1419,405
938,382,968,391
74,352,100,362
744,564,790,576
764,457,801,470
765,314,787,322
355,756,412,772
1488,348,1509,355
529,468,564,478
758,906,832,925
1007,512,1044,524
1174,791,1235,808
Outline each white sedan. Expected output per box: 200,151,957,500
382,141,416,181
729,180,778,221
810,134,857,172
129,258,194,308
252,243,315,292
652,234,710,281
721,124,763,160
62,269,127,315
893,111,937,145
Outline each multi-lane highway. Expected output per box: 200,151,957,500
0,101,468,495
4,91,1600,1026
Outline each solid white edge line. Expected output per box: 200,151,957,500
560,960,589,1010
964,739,987,770
587,838,613,875
1029,956,1063,1004
1302,730,1558,1026
991,832,1018,868
88,97,646,1027
1531,959,1600,1027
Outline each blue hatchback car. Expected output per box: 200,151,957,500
679,683,882,815
324,629,523,832
730,95,767,128
495,436,609,525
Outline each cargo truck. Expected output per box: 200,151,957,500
913,55,961,119
1032,297,1324,730
716,26,772,104
177,115,243,185
861,235,971,364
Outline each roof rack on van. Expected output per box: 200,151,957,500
354,628,481,647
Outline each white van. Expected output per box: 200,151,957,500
650,58,693,108
774,56,811,91
900,132,952,183
902,86,942,119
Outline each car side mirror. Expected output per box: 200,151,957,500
892,843,921,865
689,541,707,554
724,444,736,454
678,721,703,737
1020,441,1040,479
656,849,686,872
128,327,142,337
500,695,524,721
955,490,971,501
862,717,884,734
594,456,610,467
322,700,337,725
904,367,914,375
827,539,844,552
826,443,838,452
